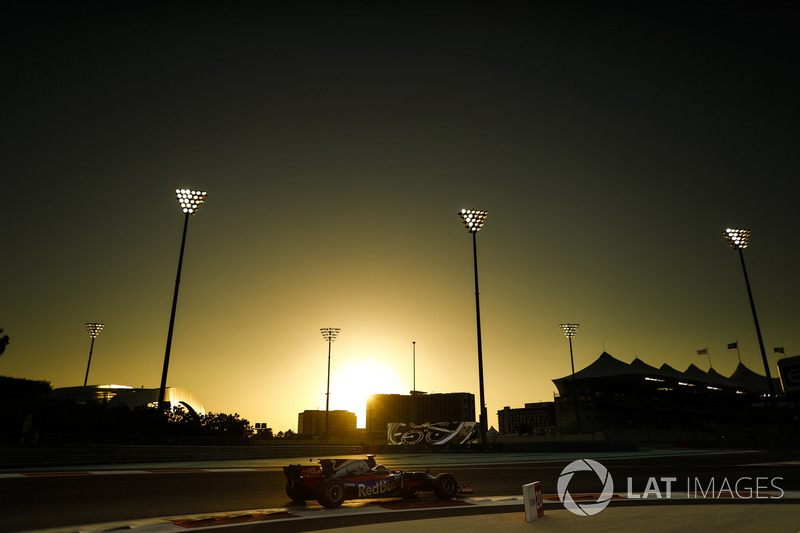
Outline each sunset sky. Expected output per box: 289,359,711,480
2,3,797,433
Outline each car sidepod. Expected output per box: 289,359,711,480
397,471,432,497
343,472,403,500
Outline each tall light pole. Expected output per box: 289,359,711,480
159,189,208,411
458,208,489,445
321,327,340,444
559,324,581,434
412,341,416,392
722,228,779,426
83,322,104,387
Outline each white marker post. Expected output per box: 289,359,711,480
523,481,544,522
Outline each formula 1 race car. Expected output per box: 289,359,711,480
283,455,459,508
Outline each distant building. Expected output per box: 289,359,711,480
497,402,555,435
52,384,134,404
366,392,475,432
550,351,786,439
297,410,357,437
51,385,206,415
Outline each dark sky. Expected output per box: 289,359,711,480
2,2,797,431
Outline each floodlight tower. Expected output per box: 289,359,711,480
83,322,105,387
321,327,340,444
159,189,208,410
412,341,416,393
559,323,581,434
722,228,778,419
458,208,489,445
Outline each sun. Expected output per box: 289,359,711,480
329,358,407,428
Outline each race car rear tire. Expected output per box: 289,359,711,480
433,473,458,500
317,478,346,508
286,479,306,502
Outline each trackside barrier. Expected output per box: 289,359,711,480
523,481,544,522
0,445,361,470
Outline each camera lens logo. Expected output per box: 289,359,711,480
557,459,614,516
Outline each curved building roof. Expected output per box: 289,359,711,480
109,387,206,416
553,352,780,396
52,385,206,415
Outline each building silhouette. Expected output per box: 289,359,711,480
297,409,357,438
51,385,206,415
497,402,555,435
365,392,475,433
551,351,786,440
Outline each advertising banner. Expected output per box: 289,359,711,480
523,481,544,522
387,421,477,445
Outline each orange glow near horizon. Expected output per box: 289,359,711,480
328,358,408,428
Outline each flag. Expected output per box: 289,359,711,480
697,348,708,355
774,347,785,354
727,342,738,349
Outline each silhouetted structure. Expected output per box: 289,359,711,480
297,409,356,438
497,402,555,435
52,385,206,415
160,189,208,410
365,392,475,434
551,352,786,440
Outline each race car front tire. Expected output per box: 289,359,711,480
317,478,346,508
433,473,458,500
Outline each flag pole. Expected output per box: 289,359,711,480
698,347,712,370
729,341,741,364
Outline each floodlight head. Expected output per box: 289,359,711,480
458,209,488,233
559,323,579,339
176,189,208,215
85,323,105,338
723,228,750,250
321,327,341,342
